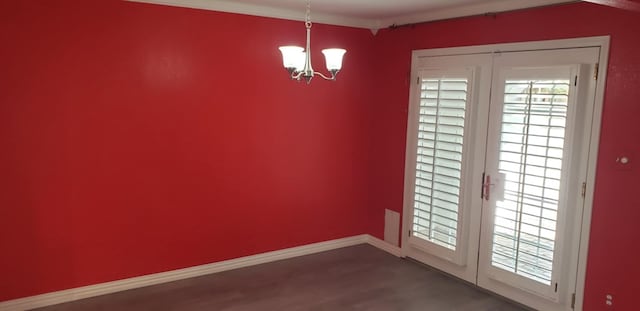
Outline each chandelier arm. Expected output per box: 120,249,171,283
291,71,304,80
314,71,337,81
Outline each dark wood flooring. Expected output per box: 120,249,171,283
34,244,529,311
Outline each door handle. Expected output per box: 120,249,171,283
483,174,494,201
482,172,505,201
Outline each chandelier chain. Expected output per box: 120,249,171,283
305,0,312,29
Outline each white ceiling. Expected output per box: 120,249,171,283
130,0,576,30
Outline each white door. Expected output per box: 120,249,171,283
403,43,602,311
477,48,599,311
403,54,492,283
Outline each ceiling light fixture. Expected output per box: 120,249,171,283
278,0,346,84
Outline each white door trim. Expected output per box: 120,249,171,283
411,36,609,59
574,36,609,311
403,36,610,310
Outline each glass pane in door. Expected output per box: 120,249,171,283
491,79,570,285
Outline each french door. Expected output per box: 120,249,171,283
403,40,605,311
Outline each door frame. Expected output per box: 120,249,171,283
401,36,610,310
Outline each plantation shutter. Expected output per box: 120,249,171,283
491,76,572,285
412,73,470,252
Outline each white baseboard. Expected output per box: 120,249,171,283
366,235,403,257
0,234,400,311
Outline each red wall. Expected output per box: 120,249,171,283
371,2,640,310
2,1,640,310
0,0,378,301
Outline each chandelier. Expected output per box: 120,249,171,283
278,0,346,84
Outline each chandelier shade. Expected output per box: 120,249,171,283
278,46,306,72
321,48,346,71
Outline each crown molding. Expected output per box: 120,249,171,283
582,0,640,12
128,0,378,29
378,0,577,28
128,0,576,32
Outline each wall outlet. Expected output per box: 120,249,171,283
614,153,633,171
606,294,613,306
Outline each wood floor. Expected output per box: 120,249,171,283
34,245,529,311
